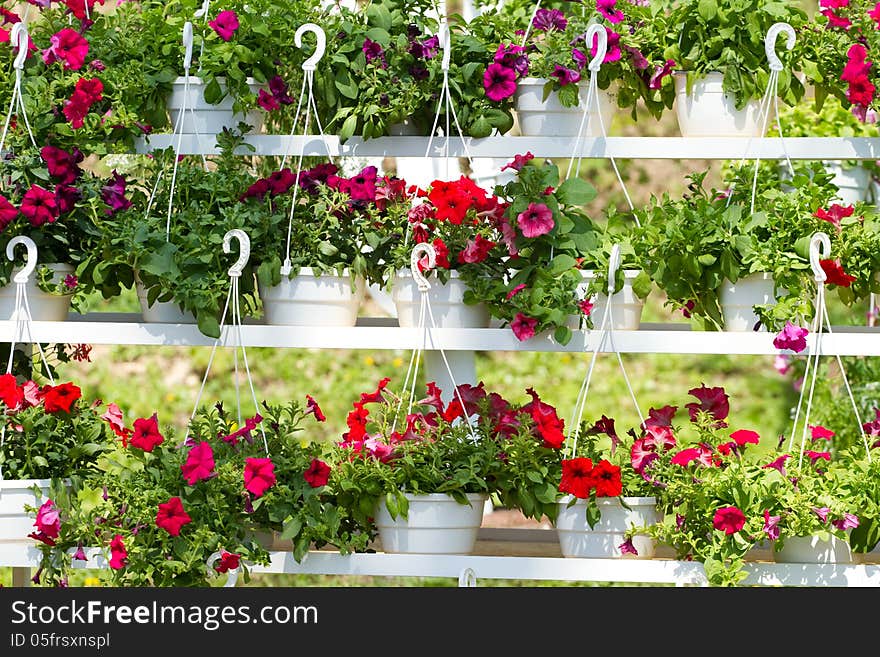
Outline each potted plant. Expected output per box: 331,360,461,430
483,0,675,136
29,394,366,586
773,96,880,206
87,130,259,337
631,162,874,331
329,378,500,554
0,1,155,155
484,153,603,344
375,174,509,329
800,0,880,125
0,143,130,320
136,0,315,136
0,373,119,548
654,0,810,137
624,384,863,585
243,161,407,327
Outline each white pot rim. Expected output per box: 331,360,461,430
579,269,642,279
396,268,463,280
172,75,259,86
558,494,657,506
721,271,775,284
398,492,487,502
279,267,359,278
0,478,54,488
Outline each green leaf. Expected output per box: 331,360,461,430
339,114,359,141
197,313,221,339
203,77,223,104
280,517,303,541
547,254,577,276
384,491,399,519
697,0,717,21
557,177,597,206
553,325,572,345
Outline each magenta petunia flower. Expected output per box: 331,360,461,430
511,313,538,341
0,195,17,230
832,513,860,531
551,64,580,87
810,425,835,440
101,170,132,215
763,454,791,475
597,0,624,23
813,507,831,523
41,145,83,185
685,383,730,427
42,28,88,70
362,38,387,68
209,10,239,41
590,26,621,64
516,202,554,238
713,506,746,534
244,457,276,497
155,497,192,537
814,203,854,230
532,8,567,32
763,509,781,541
257,88,280,112
20,185,59,227
180,441,215,485
506,283,526,300
649,59,676,90
578,298,593,316
501,151,534,172
483,63,517,102
730,429,760,447
493,43,529,77
109,534,127,570
630,438,659,474
624,45,650,71
773,321,808,353
618,538,638,556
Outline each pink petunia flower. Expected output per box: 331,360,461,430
483,63,517,102
244,457,276,497
510,313,538,341
516,202,554,238
773,321,808,353
42,28,88,70
713,506,746,534
180,441,215,485
209,10,239,41
763,509,781,541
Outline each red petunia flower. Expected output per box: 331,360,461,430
129,413,164,452
20,185,59,227
713,506,746,535
303,458,331,488
180,441,215,485
244,457,276,497
305,394,326,422
41,382,81,413
820,259,856,287
109,534,127,570
559,457,594,499
591,458,622,497
214,550,240,573
155,497,192,536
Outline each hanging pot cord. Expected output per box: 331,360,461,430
183,229,268,455
391,243,478,441
786,232,871,466
565,243,644,458
424,18,475,179
0,24,38,153
280,23,335,277
724,22,796,214
565,23,636,223
0,237,57,481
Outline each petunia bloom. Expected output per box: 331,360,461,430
483,63,517,102
820,259,856,287
591,458,622,497
28,499,61,546
155,497,192,536
109,534,127,570
42,28,88,70
180,441,215,485
303,458,331,488
559,457,594,499
832,513,860,531
618,538,638,556
511,313,538,341
713,506,746,534
244,457,276,497
20,185,59,227
209,10,239,41
129,413,164,452
500,152,533,172
517,202,554,238
305,395,326,422
763,454,791,475
214,550,240,573
763,509,781,541
40,382,81,413
685,384,730,428
773,321,808,353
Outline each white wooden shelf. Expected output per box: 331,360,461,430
136,135,880,160
3,542,879,587
2,315,878,355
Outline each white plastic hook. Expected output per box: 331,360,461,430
182,21,194,71
194,0,211,19
765,22,796,72
223,229,250,278
295,23,326,72
410,242,436,292
439,20,451,72
586,23,607,73
11,23,28,70
607,243,621,295
458,567,477,587
809,231,831,282
206,551,239,587
7,236,37,284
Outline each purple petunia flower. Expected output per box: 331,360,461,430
551,64,580,87
483,63,517,101
532,8,567,32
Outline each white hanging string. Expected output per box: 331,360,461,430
280,23,335,278
390,243,478,441
565,244,644,458
0,237,56,481
183,230,268,454
0,24,37,153
424,19,475,179
725,23,796,214
519,0,542,49
786,232,871,465
565,23,636,220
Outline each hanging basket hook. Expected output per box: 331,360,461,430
11,23,28,70
182,21,194,71
223,229,250,278
809,231,831,283
606,243,621,296
410,242,436,292
439,19,451,72
765,22,795,72
206,551,239,587
7,236,37,284
586,23,606,73
295,23,327,72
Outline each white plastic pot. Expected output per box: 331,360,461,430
0,263,73,321
825,162,872,205
674,72,764,137
718,272,777,332
569,270,645,331
135,277,197,324
774,534,853,564
555,496,660,559
259,268,366,327
167,76,265,135
515,77,614,137
391,269,490,328
0,479,52,544
374,492,487,555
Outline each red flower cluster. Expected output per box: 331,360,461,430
842,44,875,115
64,76,104,129
0,374,81,414
559,456,622,499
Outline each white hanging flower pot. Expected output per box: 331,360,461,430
824,162,872,205
514,77,615,138
391,269,490,329
258,268,366,327
569,270,644,331
374,492,488,555
0,478,52,544
0,264,73,321
167,76,265,135
774,534,853,565
555,496,660,559
135,274,197,324
673,72,764,137
718,272,777,331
